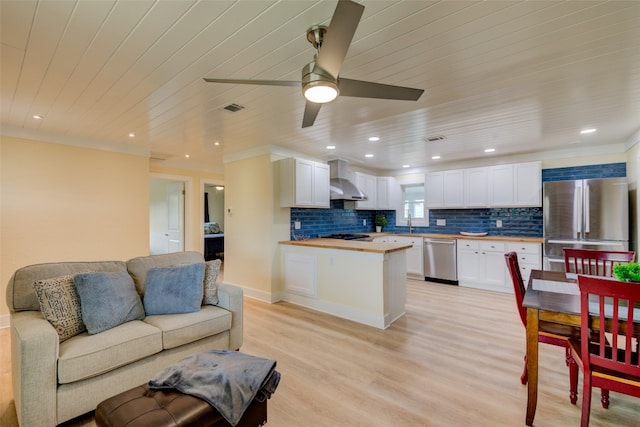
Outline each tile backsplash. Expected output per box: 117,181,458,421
290,163,626,239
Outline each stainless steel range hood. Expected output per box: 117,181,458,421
328,159,368,201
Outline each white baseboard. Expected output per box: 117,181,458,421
222,281,280,303
0,314,9,329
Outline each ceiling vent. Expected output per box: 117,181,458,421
425,135,447,142
223,103,245,112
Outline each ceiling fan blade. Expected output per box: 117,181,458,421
203,78,300,87
338,78,424,101
302,101,322,128
315,0,364,79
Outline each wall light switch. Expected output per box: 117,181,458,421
496,220,503,228
363,219,367,226
294,221,301,230
437,219,446,226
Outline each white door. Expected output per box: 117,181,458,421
150,179,185,255
166,182,185,253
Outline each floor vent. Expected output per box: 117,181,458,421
223,103,245,112
425,135,447,142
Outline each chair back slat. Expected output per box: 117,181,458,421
577,275,640,378
564,248,635,277
504,252,526,327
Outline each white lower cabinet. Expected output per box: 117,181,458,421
506,242,542,284
283,253,317,297
388,235,423,277
457,239,511,293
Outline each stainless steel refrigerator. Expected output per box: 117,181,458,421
543,177,629,271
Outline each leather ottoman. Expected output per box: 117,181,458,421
95,384,267,427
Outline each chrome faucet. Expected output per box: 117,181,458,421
408,214,413,234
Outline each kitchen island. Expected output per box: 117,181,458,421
279,238,412,329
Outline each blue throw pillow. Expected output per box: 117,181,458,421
143,263,205,315
74,271,145,334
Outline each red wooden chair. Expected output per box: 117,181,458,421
504,252,580,391
568,275,640,427
563,248,635,277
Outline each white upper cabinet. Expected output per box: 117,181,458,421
354,172,377,210
443,170,464,207
279,158,330,208
428,162,541,209
376,176,397,210
514,162,541,206
425,169,465,208
425,172,445,208
464,167,488,207
488,164,515,206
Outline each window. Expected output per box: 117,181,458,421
403,184,424,220
396,181,428,226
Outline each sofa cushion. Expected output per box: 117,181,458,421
74,271,145,334
57,320,162,384
143,305,232,349
203,259,221,305
143,263,205,315
7,260,127,312
127,252,205,297
32,274,86,342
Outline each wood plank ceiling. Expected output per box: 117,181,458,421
2,0,639,173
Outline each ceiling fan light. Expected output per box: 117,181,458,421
304,82,338,103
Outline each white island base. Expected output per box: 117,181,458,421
279,240,409,329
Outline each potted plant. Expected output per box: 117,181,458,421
613,262,640,282
374,215,387,233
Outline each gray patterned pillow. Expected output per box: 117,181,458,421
33,275,86,342
203,259,221,305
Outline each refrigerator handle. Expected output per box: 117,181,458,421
575,184,582,239
584,184,590,233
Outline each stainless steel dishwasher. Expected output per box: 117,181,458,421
423,238,458,285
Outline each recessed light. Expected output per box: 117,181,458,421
32,114,43,120
484,148,495,153
402,164,411,168
326,145,336,150
185,154,190,158
365,153,374,158
431,155,441,160
368,136,380,142
214,141,220,146
128,132,135,138
580,128,597,134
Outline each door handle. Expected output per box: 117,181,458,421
584,184,590,233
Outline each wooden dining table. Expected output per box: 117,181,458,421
522,269,580,425
522,269,640,426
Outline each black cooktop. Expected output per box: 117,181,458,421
322,233,370,240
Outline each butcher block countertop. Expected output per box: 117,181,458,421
280,238,412,254
373,233,544,244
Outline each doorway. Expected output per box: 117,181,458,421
201,180,225,261
149,176,189,255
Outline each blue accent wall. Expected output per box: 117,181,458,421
290,163,626,239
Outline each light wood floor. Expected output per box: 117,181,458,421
2,279,638,426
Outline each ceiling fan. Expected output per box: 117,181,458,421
203,0,424,128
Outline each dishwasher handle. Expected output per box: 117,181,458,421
424,239,456,245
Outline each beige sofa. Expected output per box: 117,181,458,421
6,251,243,427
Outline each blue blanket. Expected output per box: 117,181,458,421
148,350,280,426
